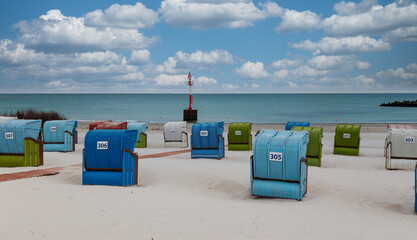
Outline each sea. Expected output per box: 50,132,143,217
0,93,417,123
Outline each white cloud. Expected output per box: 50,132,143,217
308,55,370,70
250,83,259,88
271,58,303,69
195,76,218,85
333,0,378,16
377,63,417,80
154,57,178,74
153,49,234,74
235,61,269,79
222,83,239,89
0,39,145,91
272,69,289,80
155,74,187,86
160,0,283,29
286,81,299,88
352,75,377,87
85,2,159,29
175,50,234,66
290,36,391,55
382,26,417,42
129,49,151,65
0,39,46,65
14,9,158,52
275,9,320,33
322,1,417,37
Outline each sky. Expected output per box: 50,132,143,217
0,0,416,93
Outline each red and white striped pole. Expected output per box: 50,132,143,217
187,72,193,110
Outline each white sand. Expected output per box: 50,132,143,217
0,123,416,240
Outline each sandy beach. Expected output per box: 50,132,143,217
0,123,416,240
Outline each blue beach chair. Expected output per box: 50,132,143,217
251,130,309,200
191,122,224,159
43,120,77,152
73,121,78,144
285,122,310,131
82,129,139,186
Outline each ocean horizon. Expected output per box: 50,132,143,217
1,93,417,123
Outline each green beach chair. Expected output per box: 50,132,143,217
333,124,361,156
228,122,252,151
292,126,323,167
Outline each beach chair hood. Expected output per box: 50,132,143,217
0,120,41,154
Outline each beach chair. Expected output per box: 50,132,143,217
385,129,417,170
89,120,112,130
228,122,252,151
95,121,128,130
387,124,413,129
127,122,148,148
163,122,188,148
292,126,323,167
43,120,76,152
415,163,417,213
73,121,78,144
191,122,224,159
251,130,308,200
333,124,361,156
82,129,138,186
285,122,310,131
0,120,43,167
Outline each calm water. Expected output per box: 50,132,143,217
0,94,417,123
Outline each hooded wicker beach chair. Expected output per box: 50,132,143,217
127,122,148,148
251,130,308,200
292,126,323,167
228,122,252,151
385,128,417,170
285,122,310,131
82,129,138,186
163,122,188,148
333,124,361,156
43,120,76,152
191,122,224,159
0,120,43,167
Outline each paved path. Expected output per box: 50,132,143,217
0,149,192,182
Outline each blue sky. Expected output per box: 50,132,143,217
0,0,416,93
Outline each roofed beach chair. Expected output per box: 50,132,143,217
292,126,323,167
43,120,76,152
0,120,43,167
228,122,252,151
415,163,417,213
89,120,112,130
95,121,128,130
285,122,310,131
387,124,413,130
127,122,148,148
333,124,361,156
73,121,78,144
163,122,188,148
82,129,138,186
251,130,308,200
191,122,224,159
385,128,417,170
